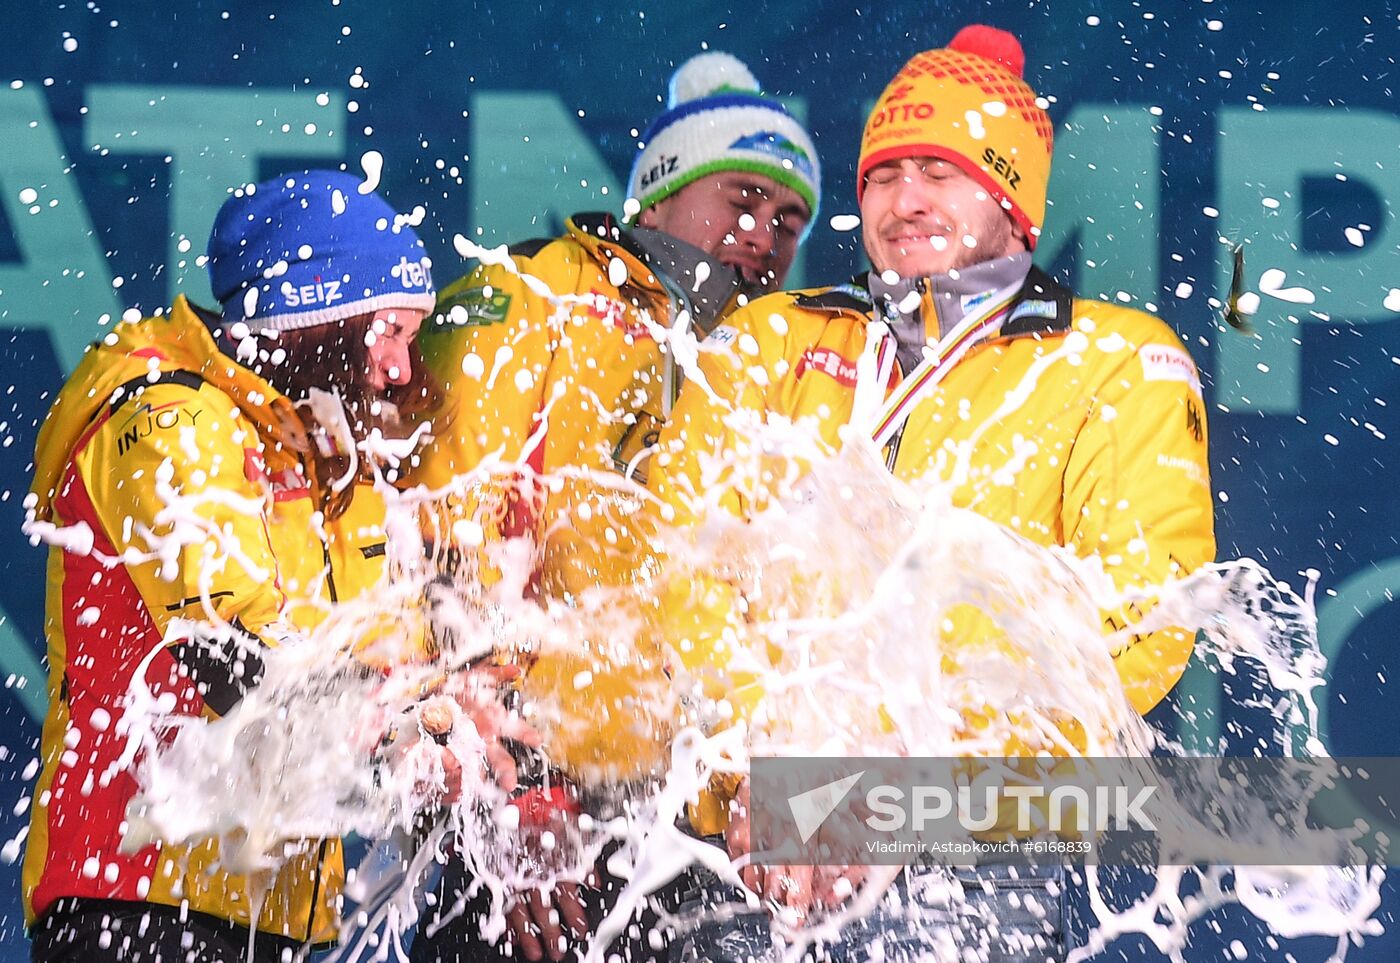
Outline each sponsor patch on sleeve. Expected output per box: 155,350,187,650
1156,452,1209,487
439,285,512,326
1139,344,1203,395
1185,398,1205,444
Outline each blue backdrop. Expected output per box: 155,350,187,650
1,0,1397,958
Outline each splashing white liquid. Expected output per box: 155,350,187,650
111,444,1379,962
96,264,1382,963
359,150,384,195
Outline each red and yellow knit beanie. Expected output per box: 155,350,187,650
857,25,1054,248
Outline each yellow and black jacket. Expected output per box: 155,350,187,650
24,297,389,942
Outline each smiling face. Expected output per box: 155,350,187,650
859,157,1026,279
637,171,811,289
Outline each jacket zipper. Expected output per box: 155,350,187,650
322,540,339,604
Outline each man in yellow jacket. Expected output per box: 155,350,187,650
23,171,459,962
408,52,821,963
648,25,1214,963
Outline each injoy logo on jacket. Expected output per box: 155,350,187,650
115,401,203,456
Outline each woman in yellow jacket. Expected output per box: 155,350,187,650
23,171,441,962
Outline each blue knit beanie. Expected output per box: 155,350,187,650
207,170,435,331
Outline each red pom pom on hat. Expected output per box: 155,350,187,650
948,24,1026,77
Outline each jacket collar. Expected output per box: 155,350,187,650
566,212,747,335
627,226,744,335
566,212,666,295
567,212,653,272
793,282,874,314
794,265,1074,339
870,253,1032,333
1001,265,1075,337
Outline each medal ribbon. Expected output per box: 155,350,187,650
868,284,1021,447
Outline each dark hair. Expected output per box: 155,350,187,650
235,312,441,520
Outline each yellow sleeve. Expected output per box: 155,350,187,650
411,257,568,488
1061,320,1216,714
77,380,287,645
646,309,780,725
649,385,760,834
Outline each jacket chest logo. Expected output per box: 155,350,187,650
115,402,202,456
796,347,860,387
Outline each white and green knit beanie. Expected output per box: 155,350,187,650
626,52,821,223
